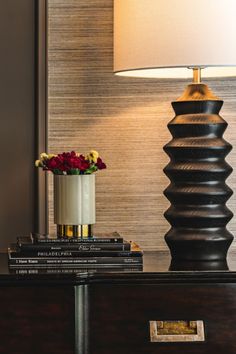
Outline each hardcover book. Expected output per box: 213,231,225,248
10,266,143,274
17,238,131,252
8,256,143,267
8,244,142,259
30,232,124,244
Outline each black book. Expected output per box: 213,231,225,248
17,238,131,252
8,244,142,259
10,266,143,274
8,256,143,267
31,232,124,244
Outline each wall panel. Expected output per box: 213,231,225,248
48,0,236,250
0,0,46,249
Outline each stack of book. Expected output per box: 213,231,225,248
8,233,143,272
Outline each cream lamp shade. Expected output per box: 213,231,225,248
114,0,236,78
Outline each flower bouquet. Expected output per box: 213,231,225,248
35,150,106,175
35,150,106,238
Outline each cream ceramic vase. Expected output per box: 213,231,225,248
54,174,95,238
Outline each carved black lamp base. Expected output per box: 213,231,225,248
163,84,233,261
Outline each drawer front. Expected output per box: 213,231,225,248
0,286,75,354
78,283,236,354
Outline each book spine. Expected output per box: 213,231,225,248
33,237,124,244
8,256,143,266
10,250,142,258
18,242,131,252
10,266,143,274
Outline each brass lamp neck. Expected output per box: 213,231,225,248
176,67,219,101
192,67,201,84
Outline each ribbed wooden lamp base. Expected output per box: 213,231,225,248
163,84,234,261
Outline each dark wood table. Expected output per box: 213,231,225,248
1,251,236,354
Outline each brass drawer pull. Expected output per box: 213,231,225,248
150,320,205,342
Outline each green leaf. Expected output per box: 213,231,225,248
85,166,97,174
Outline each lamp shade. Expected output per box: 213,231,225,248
114,0,236,78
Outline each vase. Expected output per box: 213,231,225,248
53,174,96,238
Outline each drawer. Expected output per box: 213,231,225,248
0,286,75,354
76,283,236,354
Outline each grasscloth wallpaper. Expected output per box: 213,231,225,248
48,0,236,250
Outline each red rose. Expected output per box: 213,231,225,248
77,157,90,171
46,157,61,171
67,157,77,169
96,157,106,170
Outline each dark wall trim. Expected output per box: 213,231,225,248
35,0,48,235
0,0,47,248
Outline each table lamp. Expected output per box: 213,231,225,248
113,0,236,261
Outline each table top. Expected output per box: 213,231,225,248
2,251,236,286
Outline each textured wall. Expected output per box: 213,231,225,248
48,0,236,250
